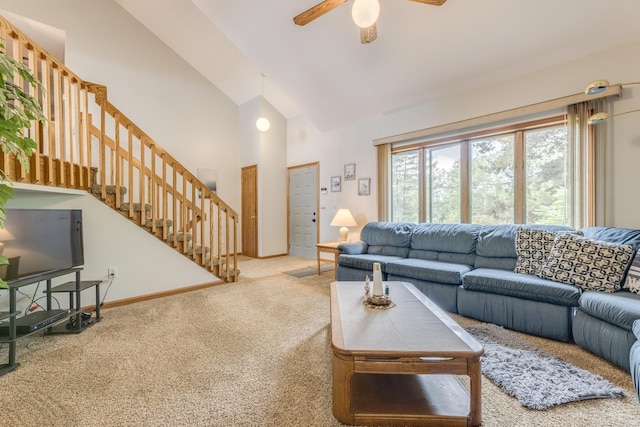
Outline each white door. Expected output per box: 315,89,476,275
289,163,318,259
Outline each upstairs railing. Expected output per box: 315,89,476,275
0,15,238,281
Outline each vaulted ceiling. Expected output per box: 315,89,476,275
116,0,640,132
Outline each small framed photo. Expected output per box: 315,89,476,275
358,178,370,196
344,163,356,181
331,176,341,192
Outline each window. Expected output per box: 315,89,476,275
427,144,461,223
391,151,419,223
390,116,572,225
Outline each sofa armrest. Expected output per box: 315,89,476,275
338,241,368,255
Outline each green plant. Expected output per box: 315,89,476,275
0,42,46,288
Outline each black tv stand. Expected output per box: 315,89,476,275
0,267,102,376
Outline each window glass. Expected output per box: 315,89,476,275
391,150,419,223
470,135,515,224
426,144,461,223
525,125,570,225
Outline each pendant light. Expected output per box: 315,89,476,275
256,73,270,132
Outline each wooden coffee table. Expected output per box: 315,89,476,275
330,281,483,426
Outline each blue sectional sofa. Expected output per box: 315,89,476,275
337,221,640,401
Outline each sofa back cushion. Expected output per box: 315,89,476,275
409,223,480,266
580,226,640,251
474,224,519,270
361,222,414,257
475,224,577,271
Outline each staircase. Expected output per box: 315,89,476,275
0,16,239,281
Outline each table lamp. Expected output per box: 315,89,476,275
330,209,357,242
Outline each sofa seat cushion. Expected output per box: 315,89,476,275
578,291,640,331
338,254,404,272
462,268,580,306
385,258,472,285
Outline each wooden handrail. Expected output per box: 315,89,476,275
0,15,239,281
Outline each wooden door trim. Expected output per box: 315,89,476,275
287,162,319,255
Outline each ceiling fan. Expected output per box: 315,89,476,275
293,0,447,44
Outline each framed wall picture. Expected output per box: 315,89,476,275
344,163,356,181
358,178,370,196
331,176,342,192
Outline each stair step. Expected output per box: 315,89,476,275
145,218,173,229
167,232,192,243
187,245,210,257
120,202,153,213
90,184,127,196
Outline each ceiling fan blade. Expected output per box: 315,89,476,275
360,23,377,44
407,0,447,5
294,0,349,26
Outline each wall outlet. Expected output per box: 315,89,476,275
108,267,117,278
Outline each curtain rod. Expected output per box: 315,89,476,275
373,85,622,146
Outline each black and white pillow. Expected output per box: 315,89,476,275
537,233,634,292
624,251,640,294
514,228,581,275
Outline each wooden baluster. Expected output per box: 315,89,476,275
26,45,40,185
217,208,223,277
99,88,106,199
162,155,168,241
53,66,64,186
139,136,146,227
127,129,134,217
12,32,27,182
182,175,187,254
150,146,157,233
172,165,178,248
64,73,74,188
233,215,238,281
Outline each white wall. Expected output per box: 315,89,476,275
239,96,288,256
288,40,640,237
0,185,217,313
287,118,378,243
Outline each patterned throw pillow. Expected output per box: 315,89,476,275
537,233,634,292
624,251,640,294
514,228,581,275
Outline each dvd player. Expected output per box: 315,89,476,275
0,309,70,335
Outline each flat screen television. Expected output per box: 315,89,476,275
0,209,84,282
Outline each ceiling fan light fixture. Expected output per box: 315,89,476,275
352,0,380,28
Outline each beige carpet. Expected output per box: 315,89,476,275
0,255,639,426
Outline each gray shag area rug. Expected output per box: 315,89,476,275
466,323,625,410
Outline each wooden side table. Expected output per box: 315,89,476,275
316,241,342,279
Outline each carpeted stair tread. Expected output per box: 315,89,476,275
120,202,153,212
167,232,193,243
145,218,173,228
90,184,127,196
